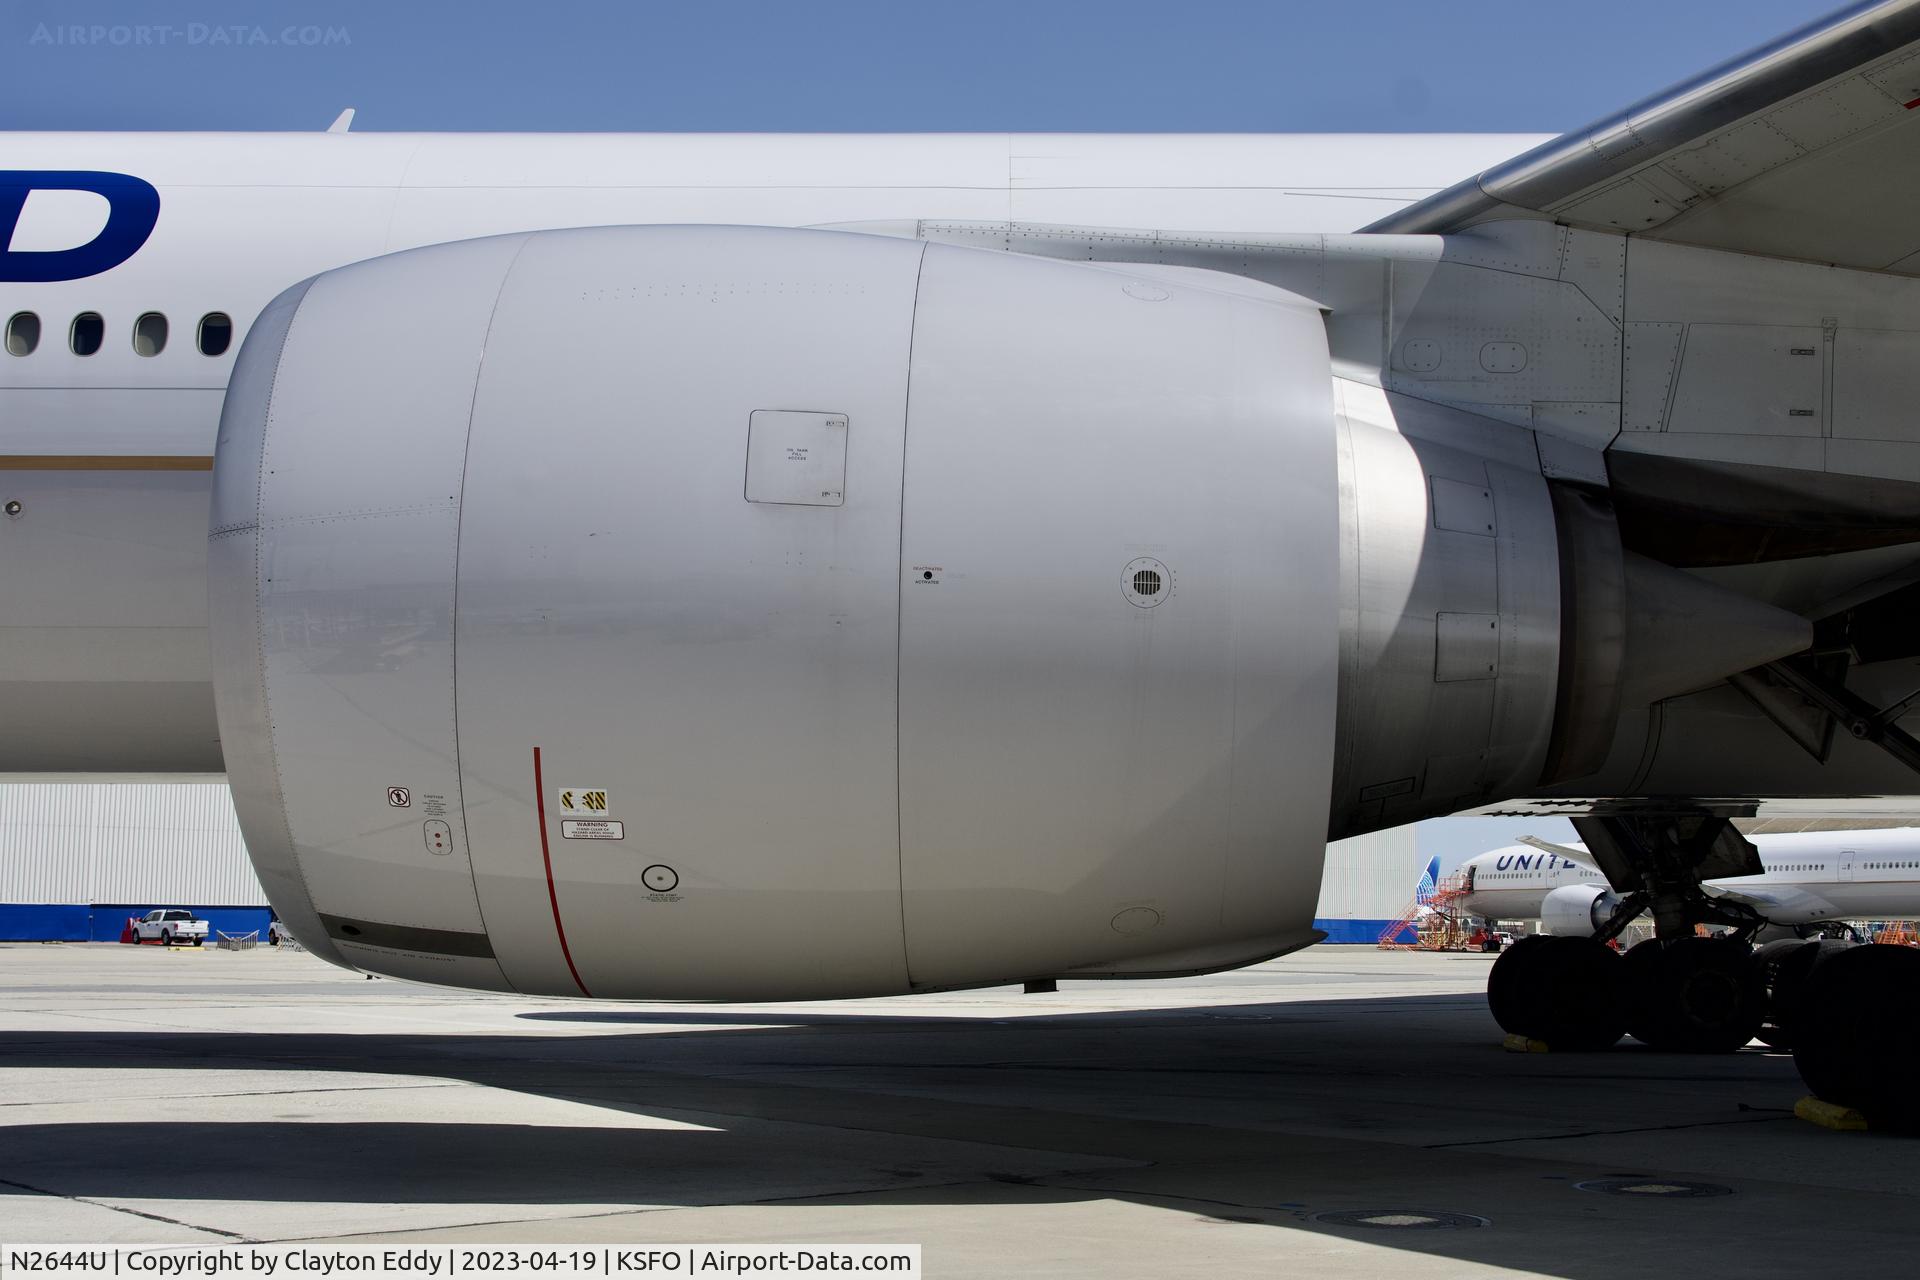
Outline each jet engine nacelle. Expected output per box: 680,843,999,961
207,226,1344,998
208,224,1812,1000
1539,884,1622,937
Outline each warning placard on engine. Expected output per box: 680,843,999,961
561,820,625,840
556,786,611,817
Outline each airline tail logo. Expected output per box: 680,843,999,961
1415,854,1441,904
1,171,159,282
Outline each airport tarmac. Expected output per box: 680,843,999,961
1,942,1916,1277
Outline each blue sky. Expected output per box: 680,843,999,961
5,0,1841,133
1413,815,1578,876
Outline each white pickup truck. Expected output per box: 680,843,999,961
129,909,209,946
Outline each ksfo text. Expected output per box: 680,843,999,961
610,1253,914,1273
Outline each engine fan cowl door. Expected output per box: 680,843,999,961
453,226,924,999
898,252,1341,988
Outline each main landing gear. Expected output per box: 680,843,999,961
1489,933,1765,1053
1485,813,1920,1131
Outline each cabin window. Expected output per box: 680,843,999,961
197,311,233,356
5,311,39,356
70,312,104,356
133,311,168,357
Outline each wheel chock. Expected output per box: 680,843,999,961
1502,1033,1551,1053
1794,1096,1868,1131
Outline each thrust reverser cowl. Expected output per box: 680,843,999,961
207,225,1343,998
1324,398,1814,837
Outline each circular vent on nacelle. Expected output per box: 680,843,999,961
1123,557,1171,608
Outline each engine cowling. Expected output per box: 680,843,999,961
1539,884,1622,937
208,226,1342,997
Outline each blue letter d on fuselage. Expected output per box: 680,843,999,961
1,171,159,282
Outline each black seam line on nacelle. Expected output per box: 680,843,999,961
893,239,930,990
317,913,495,959
449,232,537,997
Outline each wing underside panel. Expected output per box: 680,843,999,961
1366,2,1920,275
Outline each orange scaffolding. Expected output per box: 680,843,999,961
1379,872,1473,950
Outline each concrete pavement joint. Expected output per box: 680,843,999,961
0,1082,467,1109
0,1173,253,1242
1424,1113,1795,1149
250,1174,1060,1245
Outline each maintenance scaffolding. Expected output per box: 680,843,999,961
1379,871,1474,950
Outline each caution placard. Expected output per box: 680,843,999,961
556,786,611,817
561,820,625,840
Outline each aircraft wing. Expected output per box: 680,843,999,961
1738,817,1919,834
1365,1,1920,275
1701,880,1837,920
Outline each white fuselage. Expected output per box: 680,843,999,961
0,130,1541,772
1460,850,1611,920
1459,828,1920,925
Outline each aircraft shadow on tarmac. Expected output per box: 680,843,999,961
1,993,1912,1273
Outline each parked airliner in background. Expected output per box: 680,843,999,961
9,1,1920,1125
1460,829,1920,935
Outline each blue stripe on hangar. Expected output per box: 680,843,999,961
0,905,274,942
1314,917,1409,945
1,907,1407,946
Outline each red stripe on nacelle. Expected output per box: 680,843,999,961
533,746,593,997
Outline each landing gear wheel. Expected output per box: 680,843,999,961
1487,935,1625,1050
1754,937,1852,1049
1486,936,1544,1032
1623,937,1764,1053
1792,943,1920,1133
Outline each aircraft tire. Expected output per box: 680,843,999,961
1755,937,1854,1049
1624,937,1764,1053
1621,940,1678,1048
1486,935,1546,1035
1488,935,1624,1049
1793,943,1920,1134
1752,938,1804,1048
